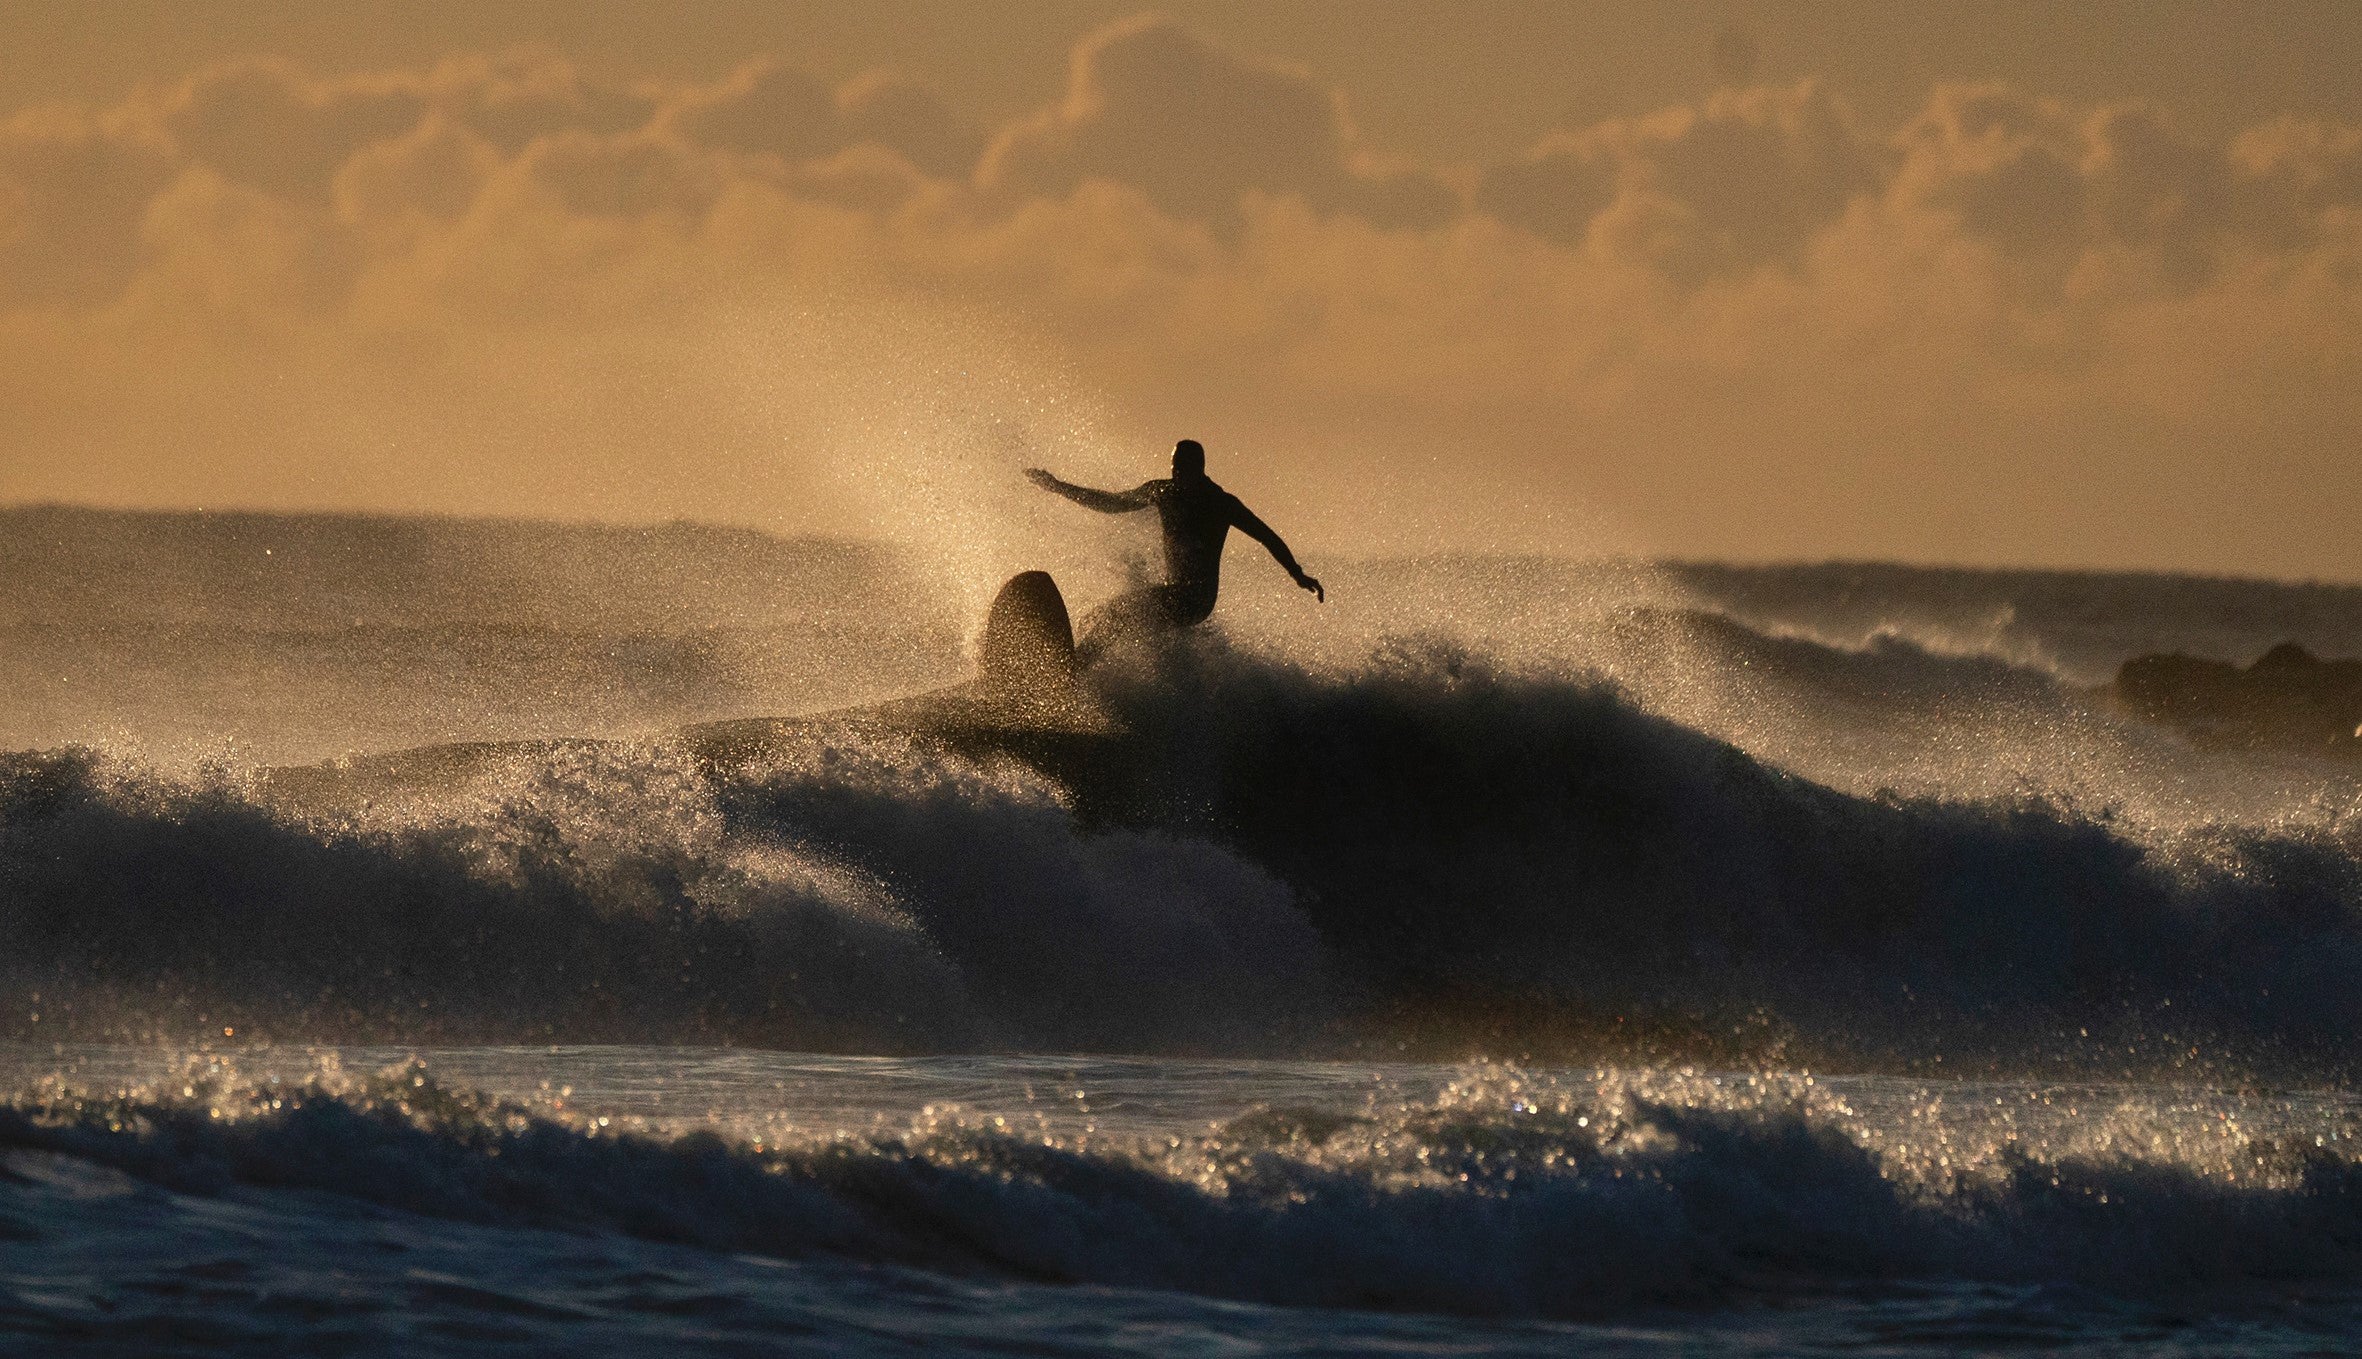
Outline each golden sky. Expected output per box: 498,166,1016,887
4,1,2360,576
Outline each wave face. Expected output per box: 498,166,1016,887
0,737,1328,1054
1087,636,2362,1070
8,633,2362,1071
6,1060,2362,1328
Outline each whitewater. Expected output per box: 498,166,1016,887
9,504,2362,1354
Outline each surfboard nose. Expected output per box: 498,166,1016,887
980,570,1076,695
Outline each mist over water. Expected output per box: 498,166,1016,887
11,504,2362,1352
0,505,966,764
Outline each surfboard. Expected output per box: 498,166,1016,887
680,569,1124,781
256,572,1125,810
978,569,1076,697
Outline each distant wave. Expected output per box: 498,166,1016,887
1564,604,2350,826
9,634,2362,1071
8,1065,2362,1319
1662,558,2362,687
0,504,967,763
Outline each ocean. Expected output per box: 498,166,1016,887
8,504,2362,1355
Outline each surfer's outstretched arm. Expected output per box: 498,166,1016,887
1025,468,1152,514
1230,499,1325,603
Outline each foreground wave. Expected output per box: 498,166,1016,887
5,1062,2362,1323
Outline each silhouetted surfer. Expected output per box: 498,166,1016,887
1026,440,1323,648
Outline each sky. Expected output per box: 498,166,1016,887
3,1,2360,577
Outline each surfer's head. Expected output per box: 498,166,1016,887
1172,439,1206,480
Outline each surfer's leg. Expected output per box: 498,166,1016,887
1076,585,1191,666
1077,588,1159,653
1162,580,1218,627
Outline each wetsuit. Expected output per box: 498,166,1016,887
1031,469,1315,633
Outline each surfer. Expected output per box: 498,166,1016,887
1025,440,1323,646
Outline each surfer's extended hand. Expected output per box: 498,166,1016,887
1024,467,1060,491
1295,571,1325,603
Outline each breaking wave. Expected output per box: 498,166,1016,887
6,1063,2362,1320
8,633,2362,1072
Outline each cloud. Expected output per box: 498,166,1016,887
525,130,718,221
160,60,426,199
1,28,2360,574
666,59,981,181
1710,27,1760,87
835,70,984,179
1893,86,2362,297
1478,83,1884,282
431,51,654,152
978,16,1454,231
2234,117,2362,212
1470,140,1618,248
1894,86,2087,261
132,164,358,321
666,59,838,164
0,110,175,307
333,114,501,227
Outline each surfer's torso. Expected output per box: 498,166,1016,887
1137,475,1243,622
1025,454,1320,633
